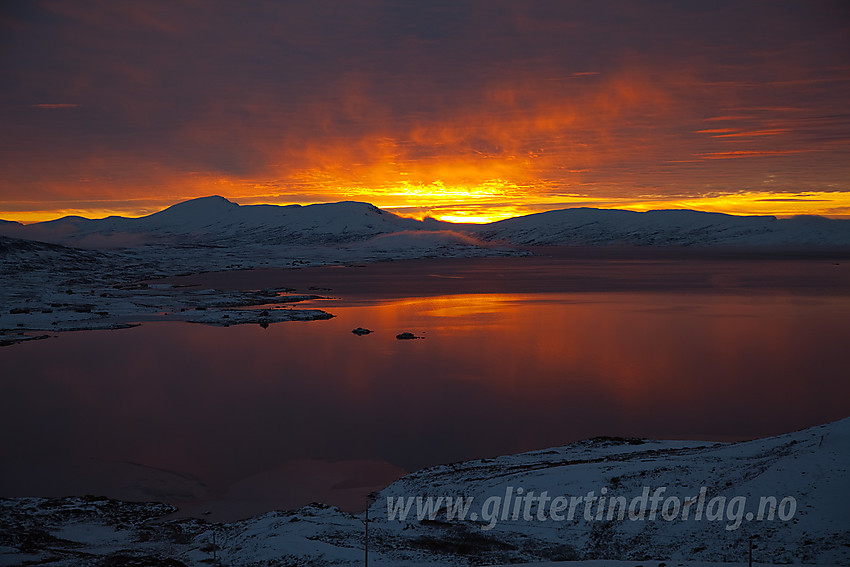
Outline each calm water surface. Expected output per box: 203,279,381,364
2,255,849,519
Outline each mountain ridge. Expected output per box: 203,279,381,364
470,206,850,246
1,195,848,249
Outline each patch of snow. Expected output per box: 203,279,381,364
1,419,847,565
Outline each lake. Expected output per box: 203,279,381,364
2,251,849,520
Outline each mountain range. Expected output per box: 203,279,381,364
2,195,849,249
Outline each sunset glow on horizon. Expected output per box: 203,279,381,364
7,188,850,226
1,1,848,224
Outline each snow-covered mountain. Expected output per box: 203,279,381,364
2,196,849,249
0,196,439,248
471,207,850,247
1,418,847,565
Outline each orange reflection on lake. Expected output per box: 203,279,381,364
1,288,849,519
320,292,850,442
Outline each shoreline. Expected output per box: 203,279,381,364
4,247,850,347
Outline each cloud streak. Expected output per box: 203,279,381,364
29,103,80,109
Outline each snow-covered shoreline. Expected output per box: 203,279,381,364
0,234,507,346
1,417,847,566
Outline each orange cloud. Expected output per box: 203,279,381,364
697,149,816,160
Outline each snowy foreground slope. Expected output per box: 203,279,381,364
1,418,847,566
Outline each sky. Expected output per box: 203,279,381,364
1,0,849,223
